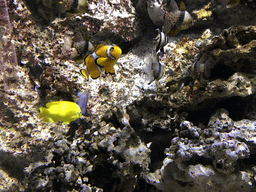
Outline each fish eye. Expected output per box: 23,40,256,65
111,47,114,51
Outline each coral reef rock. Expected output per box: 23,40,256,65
2,0,256,191
193,25,256,85
23,0,137,43
25,125,150,191
144,109,256,192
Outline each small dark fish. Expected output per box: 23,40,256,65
154,28,168,57
76,90,89,115
144,50,165,84
226,0,240,8
73,31,94,57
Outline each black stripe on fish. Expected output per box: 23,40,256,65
155,35,162,53
175,11,185,28
81,41,89,56
94,58,104,72
155,61,163,79
107,46,116,60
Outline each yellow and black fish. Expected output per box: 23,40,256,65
80,43,122,80
147,0,194,36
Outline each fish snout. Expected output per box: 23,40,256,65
179,11,194,30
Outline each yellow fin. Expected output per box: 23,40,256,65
167,26,181,36
39,107,47,119
42,116,55,123
45,101,61,108
104,61,116,74
95,57,111,67
80,69,89,80
180,1,186,11
85,54,101,79
95,43,105,51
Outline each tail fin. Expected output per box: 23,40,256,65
39,107,47,119
80,68,89,80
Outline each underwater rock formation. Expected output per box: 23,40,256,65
25,124,150,191
144,109,256,192
2,0,256,191
23,0,137,43
193,25,256,84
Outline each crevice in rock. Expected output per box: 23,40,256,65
186,94,256,127
102,112,123,129
209,63,236,80
184,155,213,167
0,150,32,182
133,178,162,192
87,164,119,191
149,133,174,171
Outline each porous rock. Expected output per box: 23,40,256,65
143,109,256,192
25,124,150,191
23,0,137,43
193,25,256,85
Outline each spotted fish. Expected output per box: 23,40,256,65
147,0,194,36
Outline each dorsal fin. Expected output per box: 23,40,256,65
95,43,105,51
46,101,60,108
165,0,179,12
180,1,186,11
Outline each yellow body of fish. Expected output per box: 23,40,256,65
81,43,122,80
39,101,82,124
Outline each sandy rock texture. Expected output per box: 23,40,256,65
1,0,256,191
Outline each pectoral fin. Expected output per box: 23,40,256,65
42,116,55,123
95,43,105,51
95,57,111,67
104,61,116,74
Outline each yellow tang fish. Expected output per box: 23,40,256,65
39,101,82,124
80,43,122,80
